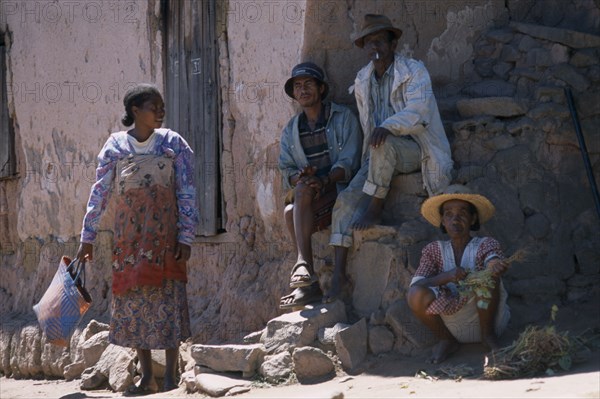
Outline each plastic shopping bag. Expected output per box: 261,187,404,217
33,256,92,346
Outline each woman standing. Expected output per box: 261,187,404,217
77,84,198,395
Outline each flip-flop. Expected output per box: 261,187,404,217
280,283,322,309
124,383,158,396
289,261,318,288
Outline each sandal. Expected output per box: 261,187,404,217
280,282,322,310
289,261,317,288
124,383,158,396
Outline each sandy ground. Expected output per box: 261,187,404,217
3,299,599,399
1,343,599,399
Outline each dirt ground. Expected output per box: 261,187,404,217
2,300,599,399
1,347,599,399
2,334,600,399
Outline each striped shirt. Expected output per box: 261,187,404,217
298,103,332,177
370,63,397,127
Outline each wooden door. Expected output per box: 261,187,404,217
165,0,221,236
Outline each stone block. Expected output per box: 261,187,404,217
483,135,516,152
526,48,553,67
10,325,42,378
486,28,514,44
195,373,251,397
94,344,135,392
292,346,335,383
510,276,566,303
570,49,599,68
243,329,264,344
574,248,600,275
510,67,543,81
182,369,197,393
457,97,527,118
550,44,569,64
575,91,600,118
80,367,107,390
463,80,516,97
259,351,293,383
385,300,436,349
347,240,396,317
389,172,425,196
534,86,564,103
510,22,600,49
518,35,540,52
63,361,86,381
334,318,367,371
368,325,395,355
190,344,265,377
82,331,109,368
474,58,495,78
525,213,551,239
263,301,346,353
527,102,570,120
456,165,484,184
382,193,423,225
550,64,591,92
493,62,513,80
506,117,535,135
318,323,349,347
40,341,70,377
500,45,520,62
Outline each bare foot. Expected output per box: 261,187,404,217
323,274,349,303
352,197,384,230
428,339,460,364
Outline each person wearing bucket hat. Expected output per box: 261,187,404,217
278,62,362,310
324,14,453,303
407,185,511,363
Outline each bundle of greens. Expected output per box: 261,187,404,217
483,325,572,379
457,248,528,309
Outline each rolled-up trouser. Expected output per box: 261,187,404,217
329,136,421,248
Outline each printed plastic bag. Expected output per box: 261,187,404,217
33,256,92,346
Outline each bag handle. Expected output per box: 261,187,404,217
67,259,86,288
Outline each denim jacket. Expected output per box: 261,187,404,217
278,102,363,191
352,53,454,195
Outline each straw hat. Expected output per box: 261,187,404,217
352,14,403,48
421,184,496,227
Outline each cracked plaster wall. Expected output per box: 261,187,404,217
1,0,598,344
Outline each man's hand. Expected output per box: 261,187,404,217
299,165,317,177
369,127,392,148
488,258,509,277
175,242,192,262
76,242,93,262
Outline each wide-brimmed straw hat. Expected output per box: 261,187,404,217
284,62,329,99
352,14,403,48
421,184,496,227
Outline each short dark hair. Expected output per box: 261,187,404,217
439,202,481,233
121,84,162,127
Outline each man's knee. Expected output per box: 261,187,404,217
294,183,315,204
370,139,396,160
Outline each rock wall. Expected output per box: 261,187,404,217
1,0,599,380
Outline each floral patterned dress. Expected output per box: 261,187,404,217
81,129,198,349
